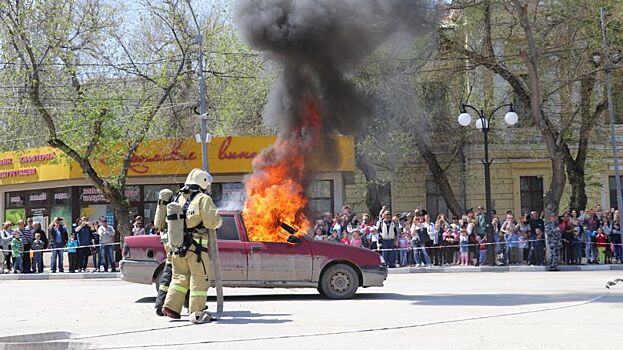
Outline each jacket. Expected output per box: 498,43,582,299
48,225,68,248
11,237,23,256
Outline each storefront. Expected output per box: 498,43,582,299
0,135,355,227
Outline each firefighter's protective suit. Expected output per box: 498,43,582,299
162,169,222,324
154,189,173,316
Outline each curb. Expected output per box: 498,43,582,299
0,272,121,280
388,264,623,274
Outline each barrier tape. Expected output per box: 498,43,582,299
365,238,623,252
0,242,121,254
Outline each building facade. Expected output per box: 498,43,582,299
0,135,355,228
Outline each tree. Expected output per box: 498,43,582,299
0,0,195,236
441,0,622,214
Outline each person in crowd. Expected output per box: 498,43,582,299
329,229,340,242
17,219,33,273
31,232,44,273
74,217,95,272
411,213,431,267
91,224,100,272
545,213,562,271
0,222,13,273
519,231,529,264
132,216,146,236
378,211,399,267
48,217,68,273
442,228,456,265
468,218,479,265
500,211,516,265
572,227,584,265
595,227,608,264
397,230,410,267
583,209,597,264
475,206,486,238
368,226,380,252
528,211,544,265
67,233,78,273
459,229,470,266
478,234,487,266
350,230,363,248
313,228,323,241
508,228,520,264
611,223,622,264
339,232,350,245
559,212,574,265
32,222,47,271
98,217,116,272
532,227,545,266
11,230,23,273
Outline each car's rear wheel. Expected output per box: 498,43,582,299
319,264,359,299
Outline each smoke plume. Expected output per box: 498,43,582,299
235,0,435,136
235,0,437,240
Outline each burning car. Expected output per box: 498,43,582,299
120,210,387,299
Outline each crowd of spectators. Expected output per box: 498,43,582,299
310,204,623,268
0,216,118,274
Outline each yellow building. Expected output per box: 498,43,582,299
0,136,355,227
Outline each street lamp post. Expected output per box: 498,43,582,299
457,103,518,265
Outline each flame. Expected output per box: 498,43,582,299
243,101,321,242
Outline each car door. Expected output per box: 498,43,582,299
215,215,248,281
246,239,313,282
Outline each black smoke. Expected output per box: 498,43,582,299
234,0,437,136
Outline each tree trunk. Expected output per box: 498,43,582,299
412,132,463,217
101,186,132,240
355,151,383,217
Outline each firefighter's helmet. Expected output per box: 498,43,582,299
184,168,213,191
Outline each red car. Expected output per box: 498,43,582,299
120,211,387,299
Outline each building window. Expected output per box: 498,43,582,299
608,176,623,209
306,180,334,216
520,176,543,215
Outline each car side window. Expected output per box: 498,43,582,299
216,216,240,241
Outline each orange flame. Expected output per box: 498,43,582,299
243,101,321,242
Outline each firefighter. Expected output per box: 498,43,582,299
153,188,173,316
162,169,222,324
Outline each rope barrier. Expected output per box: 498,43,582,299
0,242,121,254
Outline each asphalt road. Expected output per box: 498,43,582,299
2,271,622,350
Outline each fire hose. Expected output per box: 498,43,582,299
207,229,223,320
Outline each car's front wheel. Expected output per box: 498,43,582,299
319,264,359,299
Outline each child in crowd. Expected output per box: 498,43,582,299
398,231,410,267
350,231,363,248
313,228,323,241
478,235,488,265
519,232,529,264
340,232,350,244
508,230,520,264
459,229,469,266
11,231,23,273
31,232,44,273
572,227,584,265
442,228,456,265
368,226,380,251
67,234,78,273
595,228,608,264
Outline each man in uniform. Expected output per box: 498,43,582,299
545,213,562,271
162,169,222,324
154,189,174,316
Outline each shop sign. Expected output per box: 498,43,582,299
9,195,24,206
124,186,141,202
29,193,48,202
81,187,106,203
54,192,70,201
19,153,55,163
218,136,258,160
0,168,36,178
129,140,197,174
